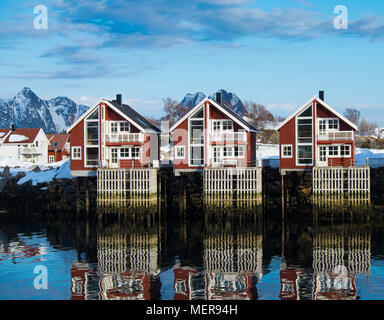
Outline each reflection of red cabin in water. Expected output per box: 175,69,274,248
70,263,96,300
173,267,200,300
67,94,161,177
170,93,258,173
312,272,357,300
279,270,300,300
277,92,358,173
0,240,42,262
205,272,257,300
99,271,157,300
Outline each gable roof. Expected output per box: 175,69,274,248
47,134,70,151
276,96,358,131
0,129,11,139
67,99,161,133
3,128,42,144
170,97,258,132
108,100,161,133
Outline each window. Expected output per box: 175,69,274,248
120,122,130,132
85,108,99,166
296,105,313,165
223,146,233,157
298,146,312,164
328,145,339,156
72,147,81,160
120,148,130,158
319,119,327,132
328,119,339,130
131,147,140,159
49,155,54,163
213,121,221,132
340,144,351,156
282,144,293,158
222,120,233,131
175,146,185,159
234,146,244,158
35,141,39,147
212,120,233,132
111,123,118,134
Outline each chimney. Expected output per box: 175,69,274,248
11,123,15,132
319,91,324,101
215,91,222,104
116,94,122,105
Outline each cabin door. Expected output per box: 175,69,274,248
110,148,119,168
317,146,328,167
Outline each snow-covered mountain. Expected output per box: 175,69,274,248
0,88,89,133
180,89,247,115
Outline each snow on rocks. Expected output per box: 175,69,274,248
16,160,73,186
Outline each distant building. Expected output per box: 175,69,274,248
47,133,70,163
0,127,49,163
170,92,258,174
277,92,358,173
67,94,161,177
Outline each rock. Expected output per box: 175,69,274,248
32,166,41,173
1,166,10,177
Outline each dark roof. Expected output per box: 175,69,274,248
218,102,258,132
109,100,161,133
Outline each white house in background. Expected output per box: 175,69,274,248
0,128,49,163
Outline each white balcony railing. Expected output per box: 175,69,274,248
105,133,144,143
19,147,42,155
210,131,246,143
317,131,354,141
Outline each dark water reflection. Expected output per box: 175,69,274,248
0,199,384,300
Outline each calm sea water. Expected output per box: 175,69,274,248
0,200,384,300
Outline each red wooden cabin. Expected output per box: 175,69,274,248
47,133,70,162
170,93,258,174
277,92,358,174
67,94,161,177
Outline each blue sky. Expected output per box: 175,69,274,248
1,0,384,124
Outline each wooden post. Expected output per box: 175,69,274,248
281,174,285,218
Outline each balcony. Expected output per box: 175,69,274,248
210,132,246,143
317,131,354,141
19,147,42,155
105,133,144,144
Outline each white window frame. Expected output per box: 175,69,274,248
175,145,185,159
72,146,82,160
131,147,140,159
120,148,130,159
212,119,234,132
328,145,339,157
295,104,313,166
281,144,293,158
49,155,55,163
340,144,351,157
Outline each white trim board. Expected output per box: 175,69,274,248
170,97,257,133
67,99,151,134
276,96,358,132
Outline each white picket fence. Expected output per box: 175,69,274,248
313,166,370,195
203,168,262,201
97,168,157,201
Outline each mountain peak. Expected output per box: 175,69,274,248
179,89,247,115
